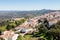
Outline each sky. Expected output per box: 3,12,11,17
0,0,60,11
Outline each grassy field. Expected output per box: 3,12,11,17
0,26,6,31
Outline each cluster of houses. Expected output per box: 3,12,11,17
0,11,60,40
15,11,60,32
0,30,18,40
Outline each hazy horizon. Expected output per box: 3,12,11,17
0,0,60,11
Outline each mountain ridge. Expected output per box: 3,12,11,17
0,9,57,19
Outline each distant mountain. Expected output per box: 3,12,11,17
0,9,56,19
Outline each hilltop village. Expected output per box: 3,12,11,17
0,11,60,40
15,11,60,30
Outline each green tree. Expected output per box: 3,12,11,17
16,35,22,40
6,24,12,30
56,21,60,25
38,24,48,33
20,18,26,24
15,18,26,26
15,21,21,26
33,24,53,40
48,28,60,40
43,18,49,29
0,30,2,35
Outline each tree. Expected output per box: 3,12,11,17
48,28,60,40
38,19,42,23
6,23,16,30
6,24,12,30
16,35,22,40
33,23,53,40
20,18,26,24
15,18,26,26
56,21,60,25
0,30,2,35
15,21,21,26
38,24,48,33
43,18,50,29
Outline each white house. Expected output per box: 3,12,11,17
1,30,18,40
